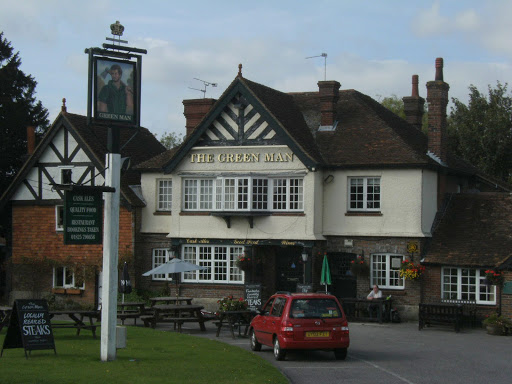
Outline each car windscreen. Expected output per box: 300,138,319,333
290,298,342,319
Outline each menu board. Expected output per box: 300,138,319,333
296,283,313,293
244,284,262,311
1,299,55,358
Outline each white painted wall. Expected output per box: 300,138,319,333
421,170,438,235
139,145,323,240
322,169,431,237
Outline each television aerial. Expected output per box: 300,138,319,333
306,53,328,81
189,78,218,98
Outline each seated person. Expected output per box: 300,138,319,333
367,285,382,319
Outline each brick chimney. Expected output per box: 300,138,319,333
318,80,341,129
26,126,36,155
426,58,450,163
402,75,425,130
183,98,216,138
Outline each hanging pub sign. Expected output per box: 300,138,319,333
93,57,137,125
1,300,56,359
64,190,103,245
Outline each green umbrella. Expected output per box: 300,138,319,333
320,255,331,293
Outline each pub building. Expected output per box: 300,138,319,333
137,60,511,319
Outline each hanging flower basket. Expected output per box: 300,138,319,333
350,256,370,276
484,270,504,286
235,254,252,271
399,260,425,280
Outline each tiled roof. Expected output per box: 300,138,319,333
423,193,512,267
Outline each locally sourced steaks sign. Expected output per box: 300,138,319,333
1,299,56,358
244,284,262,312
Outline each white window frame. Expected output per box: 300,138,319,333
151,248,173,281
56,205,64,231
182,176,303,213
370,253,404,289
181,245,244,284
441,267,496,305
157,179,172,211
348,176,381,212
53,266,85,289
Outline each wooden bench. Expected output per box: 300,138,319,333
419,303,463,332
117,302,147,325
441,299,478,327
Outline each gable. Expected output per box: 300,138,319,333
197,92,278,145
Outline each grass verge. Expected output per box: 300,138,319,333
0,326,287,384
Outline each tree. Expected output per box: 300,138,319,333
159,131,183,150
0,32,49,195
448,82,512,183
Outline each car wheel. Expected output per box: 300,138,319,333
250,329,262,351
273,337,286,361
334,348,347,360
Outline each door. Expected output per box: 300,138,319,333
275,246,303,292
329,252,357,299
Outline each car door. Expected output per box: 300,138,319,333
267,297,287,343
252,297,274,346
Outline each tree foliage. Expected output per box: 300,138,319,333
448,82,512,183
0,32,49,195
159,130,183,150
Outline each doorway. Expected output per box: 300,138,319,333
328,252,357,298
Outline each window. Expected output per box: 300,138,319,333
53,267,84,289
442,267,496,304
151,249,172,280
61,168,72,184
157,179,172,211
181,245,244,284
371,254,404,289
270,297,286,317
56,205,64,231
183,176,303,212
349,177,380,211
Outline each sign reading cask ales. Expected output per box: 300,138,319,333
64,190,103,245
1,299,55,359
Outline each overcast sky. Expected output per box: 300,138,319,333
1,0,511,140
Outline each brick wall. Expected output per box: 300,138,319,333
10,205,134,306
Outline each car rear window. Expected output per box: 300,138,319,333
290,298,342,319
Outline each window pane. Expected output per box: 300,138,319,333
182,246,197,280
230,247,244,282
152,249,169,280
184,180,198,210
273,179,287,210
198,247,212,281
350,178,364,209
252,179,268,210
158,180,172,211
55,267,64,287
371,254,404,289
289,179,303,210
214,247,228,281
237,179,249,210
199,179,213,210
224,179,236,210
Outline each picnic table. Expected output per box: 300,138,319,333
141,304,206,332
149,297,193,306
339,297,393,323
117,302,147,325
49,310,100,338
0,306,12,332
215,310,257,339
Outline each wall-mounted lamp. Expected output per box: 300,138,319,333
324,175,334,184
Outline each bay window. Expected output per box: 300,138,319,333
183,176,303,212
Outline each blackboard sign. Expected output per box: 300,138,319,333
1,299,56,358
296,283,313,293
244,284,262,311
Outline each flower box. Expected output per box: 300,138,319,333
52,288,66,294
65,288,83,295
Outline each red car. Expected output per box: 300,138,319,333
249,292,350,360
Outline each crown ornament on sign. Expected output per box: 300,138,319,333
110,21,124,36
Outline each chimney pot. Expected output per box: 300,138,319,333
435,57,444,81
411,74,419,97
27,126,36,155
238,64,243,77
61,98,67,113
402,75,425,130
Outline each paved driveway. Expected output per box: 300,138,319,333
188,321,511,384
